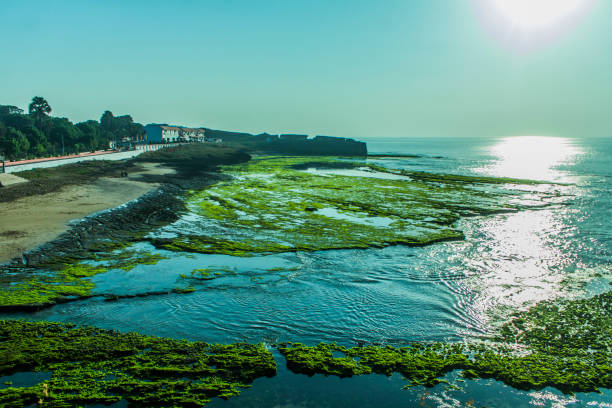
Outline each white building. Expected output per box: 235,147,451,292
160,126,180,143
180,127,206,142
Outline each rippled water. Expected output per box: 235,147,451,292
12,136,612,407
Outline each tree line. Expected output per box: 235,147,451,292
0,97,144,160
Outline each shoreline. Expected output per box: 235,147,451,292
0,178,159,264
0,162,174,265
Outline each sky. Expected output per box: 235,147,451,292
1,0,610,138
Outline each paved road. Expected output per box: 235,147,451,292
2,145,171,174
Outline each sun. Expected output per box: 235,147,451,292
490,0,587,28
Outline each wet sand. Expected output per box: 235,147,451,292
0,163,174,264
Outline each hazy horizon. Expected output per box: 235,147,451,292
2,0,611,139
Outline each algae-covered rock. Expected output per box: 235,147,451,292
157,156,561,256
0,320,276,407
0,249,170,311
278,290,612,394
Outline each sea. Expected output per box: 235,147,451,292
6,136,612,407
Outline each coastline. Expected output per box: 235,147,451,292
0,178,158,264
0,162,174,265
0,145,610,405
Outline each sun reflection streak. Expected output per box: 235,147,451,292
477,136,583,182
444,134,586,335
450,208,576,336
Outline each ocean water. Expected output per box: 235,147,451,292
13,136,612,407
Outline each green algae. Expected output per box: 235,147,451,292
278,290,612,394
0,249,169,310
0,156,564,308
184,267,235,281
154,156,560,257
0,263,102,310
0,320,276,407
94,250,169,272
363,162,552,186
278,342,372,378
277,342,472,388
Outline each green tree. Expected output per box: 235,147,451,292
74,143,87,154
2,113,35,130
28,97,52,131
0,105,24,118
50,117,79,154
76,120,100,151
0,127,30,159
129,122,144,141
21,125,48,152
100,110,115,132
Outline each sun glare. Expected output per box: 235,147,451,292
491,0,586,28
479,136,583,182
474,0,595,52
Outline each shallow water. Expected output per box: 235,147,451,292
7,136,612,407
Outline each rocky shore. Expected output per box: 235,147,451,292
1,144,251,267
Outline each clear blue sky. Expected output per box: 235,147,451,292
2,0,610,138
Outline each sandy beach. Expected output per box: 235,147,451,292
0,163,174,264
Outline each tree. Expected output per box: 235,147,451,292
76,120,102,151
0,127,30,160
21,125,47,148
2,113,35,130
129,122,144,141
28,96,52,130
50,117,83,154
100,110,115,132
0,105,24,118
74,143,86,154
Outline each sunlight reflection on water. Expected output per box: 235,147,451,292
451,136,599,331
454,209,575,332
476,136,583,182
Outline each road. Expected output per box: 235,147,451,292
2,144,172,174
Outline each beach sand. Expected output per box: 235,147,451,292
0,163,174,264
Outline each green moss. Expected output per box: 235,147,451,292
364,163,553,186
279,291,612,394
152,156,555,256
277,342,470,388
0,156,563,307
496,290,611,353
277,343,372,378
95,250,169,272
0,320,276,407
0,249,169,309
187,267,235,281
0,263,100,309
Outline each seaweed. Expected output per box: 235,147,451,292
154,156,558,257
278,291,612,394
0,249,169,310
0,320,276,407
